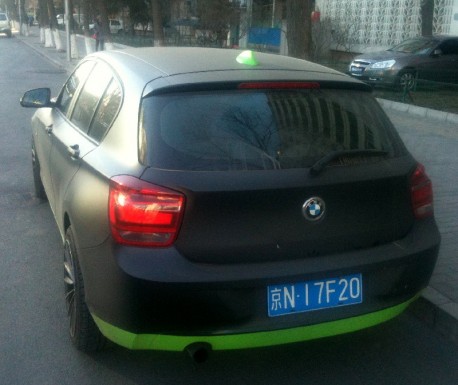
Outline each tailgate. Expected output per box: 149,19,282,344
145,158,415,264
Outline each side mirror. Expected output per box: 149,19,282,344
20,88,53,108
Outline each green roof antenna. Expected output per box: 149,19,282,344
236,50,259,66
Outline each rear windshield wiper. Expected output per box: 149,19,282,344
310,149,389,176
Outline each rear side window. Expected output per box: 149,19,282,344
139,89,403,171
70,63,113,133
88,79,122,142
57,61,95,116
439,39,458,55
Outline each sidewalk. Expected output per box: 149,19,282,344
15,26,128,74
15,27,458,345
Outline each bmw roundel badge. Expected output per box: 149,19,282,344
302,197,326,222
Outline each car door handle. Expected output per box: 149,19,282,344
45,125,53,134
67,144,80,159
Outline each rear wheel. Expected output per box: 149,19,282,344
64,226,106,352
32,142,47,200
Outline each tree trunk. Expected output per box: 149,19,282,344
82,0,94,54
421,0,434,36
82,0,91,36
286,0,313,60
47,0,57,30
151,0,164,46
20,0,28,35
38,0,49,28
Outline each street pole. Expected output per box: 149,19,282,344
247,0,252,30
18,0,22,35
272,0,276,28
65,0,71,61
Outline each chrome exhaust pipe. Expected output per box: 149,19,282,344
185,342,212,363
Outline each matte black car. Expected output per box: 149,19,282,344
21,48,440,357
349,36,458,89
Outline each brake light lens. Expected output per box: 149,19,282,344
410,164,433,219
109,175,185,247
238,82,320,90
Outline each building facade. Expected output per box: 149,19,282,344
316,0,458,51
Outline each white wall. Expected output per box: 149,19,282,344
450,0,458,35
316,0,456,52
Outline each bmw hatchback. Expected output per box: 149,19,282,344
21,48,440,356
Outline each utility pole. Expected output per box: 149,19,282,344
65,0,71,61
247,0,252,30
18,0,22,35
271,0,276,28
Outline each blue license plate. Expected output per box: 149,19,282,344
267,274,363,317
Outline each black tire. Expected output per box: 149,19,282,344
64,226,107,352
6,29,12,38
32,141,47,200
398,71,417,91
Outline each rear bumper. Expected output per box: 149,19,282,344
80,219,440,349
92,295,419,351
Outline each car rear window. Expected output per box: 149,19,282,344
139,89,403,171
0,14,7,21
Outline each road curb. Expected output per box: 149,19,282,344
378,98,458,125
409,287,458,345
15,34,69,72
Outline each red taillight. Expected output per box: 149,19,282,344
109,175,185,247
410,164,434,219
238,82,320,90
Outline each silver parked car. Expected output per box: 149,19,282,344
349,36,458,89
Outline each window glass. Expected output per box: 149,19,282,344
140,89,402,171
88,79,122,142
70,63,112,133
57,61,95,116
390,38,438,54
439,40,458,55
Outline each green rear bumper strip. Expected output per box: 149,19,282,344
92,295,418,351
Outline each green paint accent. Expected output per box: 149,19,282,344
92,295,418,351
236,50,259,66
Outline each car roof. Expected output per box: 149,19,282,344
92,47,368,92
406,35,458,41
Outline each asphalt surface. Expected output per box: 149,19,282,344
13,25,458,347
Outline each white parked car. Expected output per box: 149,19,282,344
0,13,11,37
89,19,124,34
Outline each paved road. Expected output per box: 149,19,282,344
1,35,458,385
386,109,458,302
